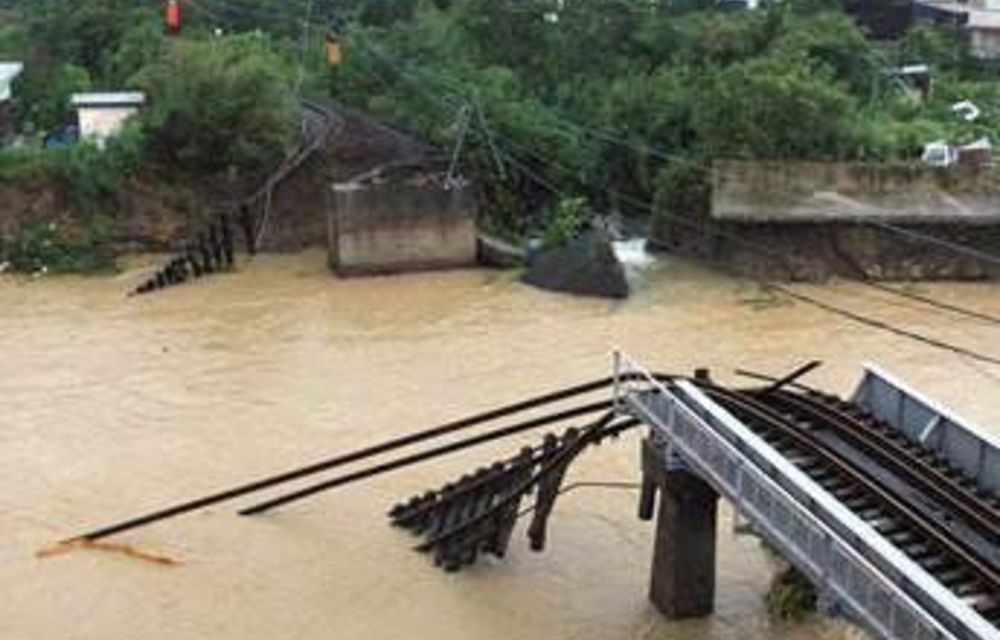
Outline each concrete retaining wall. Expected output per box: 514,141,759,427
651,160,1000,281
328,181,477,276
712,160,1000,225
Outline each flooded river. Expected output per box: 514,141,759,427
4,250,1000,640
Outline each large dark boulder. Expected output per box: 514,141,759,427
520,230,630,299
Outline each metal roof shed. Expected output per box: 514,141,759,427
70,92,146,147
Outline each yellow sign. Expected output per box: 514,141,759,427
325,36,343,67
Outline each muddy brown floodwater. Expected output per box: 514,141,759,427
4,250,1000,640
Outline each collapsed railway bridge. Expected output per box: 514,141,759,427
48,354,1000,640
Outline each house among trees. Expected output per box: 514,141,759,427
0,61,23,144
843,0,915,39
916,0,1000,60
70,92,145,148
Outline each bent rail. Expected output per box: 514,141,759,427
130,99,340,296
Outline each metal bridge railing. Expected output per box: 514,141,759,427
854,364,1000,497
611,351,996,640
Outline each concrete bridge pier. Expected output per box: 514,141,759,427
641,438,719,619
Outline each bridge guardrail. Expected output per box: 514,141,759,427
612,351,995,640
854,364,1000,497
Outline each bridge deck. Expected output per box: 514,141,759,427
615,353,1000,640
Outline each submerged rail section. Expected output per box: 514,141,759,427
130,100,339,296
614,352,999,640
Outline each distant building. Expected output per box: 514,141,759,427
917,0,1000,60
0,62,23,144
844,0,915,39
70,92,146,148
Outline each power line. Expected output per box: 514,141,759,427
770,284,1000,366
341,7,1000,276
865,218,1000,270
341,23,1000,363
484,130,1000,364
849,279,1000,326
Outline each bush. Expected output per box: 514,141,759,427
24,0,155,77
14,63,92,133
544,196,593,246
135,35,296,177
47,123,148,213
1,217,114,274
0,124,146,274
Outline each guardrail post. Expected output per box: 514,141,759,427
643,438,719,619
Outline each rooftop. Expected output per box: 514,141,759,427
70,92,146,107
0,62,23,102
0,61,23,80
917,0,1000,29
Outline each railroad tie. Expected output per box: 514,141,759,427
239,204,256,255
208,225,224,268
423,484,456,557
193,233,209,274
443,473,481,569
457,467,495,567
528,428,580,552
433,483,467,571
484,447,535,559
186,243,203,278
220,213,235,267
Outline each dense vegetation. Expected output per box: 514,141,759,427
0,0,299,271
326,0,1000,237
1,0,999,269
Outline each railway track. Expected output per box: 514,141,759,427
697,382,1000,628
50,359,999,632
130,99,340,296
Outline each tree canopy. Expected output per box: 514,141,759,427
4,0,1000,241
322,1,1000,234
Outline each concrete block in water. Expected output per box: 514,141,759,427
520,230,630,299
328,181,477,276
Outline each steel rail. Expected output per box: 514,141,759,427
62,374,674,543
761,389,1000,541
699,385,1000,611
238,401,620,516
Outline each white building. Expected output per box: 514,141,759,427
918,0,1000,59
70,92,146,147
0,62,23,102
0,62,23,142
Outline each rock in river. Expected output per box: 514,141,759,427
520,230,630,299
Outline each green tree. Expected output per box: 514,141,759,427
25,0,156,77
691,55,859,160
136,34,296,176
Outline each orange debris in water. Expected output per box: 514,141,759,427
36,539,182,566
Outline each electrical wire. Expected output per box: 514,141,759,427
865,218,1000,270
343,5,1000,278
337,10,1000,367
514,481,641,520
